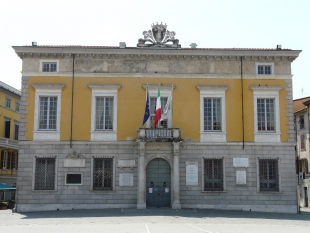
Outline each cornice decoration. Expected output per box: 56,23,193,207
65,151,84,159
137,22,180,48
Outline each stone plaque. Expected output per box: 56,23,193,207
233,158,249,168
118,159,135,168
64,158,85,168
119,173,133,187
236,170,246,185
186,161,198,186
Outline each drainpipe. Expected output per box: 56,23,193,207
70,54,75,148
241,57,245,149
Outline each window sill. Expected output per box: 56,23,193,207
33,131,60,141
90,131,117,141
254,132,280,143
90,190,116,193
255,74,275,79
257,191,282,194
200,132,227,142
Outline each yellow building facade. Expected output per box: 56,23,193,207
13,24,301,213
0,81,20,201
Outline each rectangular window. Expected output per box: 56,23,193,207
259,159,279,191
34,158,56,190
257,65,271,74
204,98,222,131
66,174,82,185
257,98,275,132
204,159,223,191
5,97,11,109
42,63,57,72
93,158,113,190
301,134,306,150
95,97,114,130
12,153,18,170
39,97,57,130
4,119,10,138
1,151,8,169
299,115,304,130
14,122,19,141
15,102,20,112
150,97,168,128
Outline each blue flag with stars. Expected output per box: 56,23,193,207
142,88,150,126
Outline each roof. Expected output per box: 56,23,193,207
294,96,310,113
0,81,21,96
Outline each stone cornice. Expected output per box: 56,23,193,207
12,46,301,61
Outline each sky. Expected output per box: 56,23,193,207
1,0,309,99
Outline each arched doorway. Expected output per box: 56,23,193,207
146,158,171,208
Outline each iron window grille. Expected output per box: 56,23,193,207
12,153,18,170
34,157,56,190
257,98,275,132
95,97,114,130
257,65,271,74
93,158,113,190
42,63,57,72
259,159,279,191
204,98,222,131
39,96,57,130
204,159,224,191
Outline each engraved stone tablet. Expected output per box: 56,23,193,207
64,158,85,167
119,173,133,187
236,170,246,185
118,159,135,168
233,158,249,168
186,161,198,186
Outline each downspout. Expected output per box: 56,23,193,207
70,54,75,148
295,115,299,185
241,57,245,149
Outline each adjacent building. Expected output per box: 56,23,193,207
294,96,310,207
13,23,301,213
0,81,20,201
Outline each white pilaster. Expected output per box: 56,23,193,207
172,142,181,209
137,142,146,209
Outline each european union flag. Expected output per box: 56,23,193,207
142,88,150,126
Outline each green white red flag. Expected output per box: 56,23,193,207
154,86,161,127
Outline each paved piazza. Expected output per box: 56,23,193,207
1,208,310,233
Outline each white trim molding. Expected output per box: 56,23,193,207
255,62,275,78
196,85,229,142
88,84,121,141
39,59,59,72
250,86,282,143
32,83,65,141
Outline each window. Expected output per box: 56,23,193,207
204,158,224,191
301,134,306,150
96,97,114,130
258,159,279,192
92,158,113,190
299,159,308,174
251,86,281,142
66,174,82,185
14,122,19,141
32,84,65,141
257,98,275,132
42,63,57,72
150,97,168,128
1,151,9,169
34,157,56,190
204,98,221,131
256,63,274,75
4,118,10,138
5,97,11,109
299,115,304,130
88,84,121,141
15,102,20,112
39,97,57,130
12,153,18,170
197,85,228,142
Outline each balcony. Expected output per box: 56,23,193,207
137,128,181,142
0,137,19,150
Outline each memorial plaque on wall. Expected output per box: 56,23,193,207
119,173,133,187
186,161,198,186
118,159,135,169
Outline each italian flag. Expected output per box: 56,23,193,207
154,86,161,127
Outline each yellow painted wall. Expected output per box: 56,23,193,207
24,76,289,142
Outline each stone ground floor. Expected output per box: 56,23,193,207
16,141,298,213
1,208,310,233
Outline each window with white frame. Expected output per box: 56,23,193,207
203,158,224,191
197,85,229,142
143,84,174,128
250,86,282,142
32,84,65,141
256,63,274,75
88,84,121,141
15,102,20,112
92,157,113,190
5,97,11,109
34,157,56,190
4,118,10,138
40,60,59,72
14,121,19,141
258,158,279,192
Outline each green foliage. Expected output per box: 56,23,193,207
1,201,8,206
